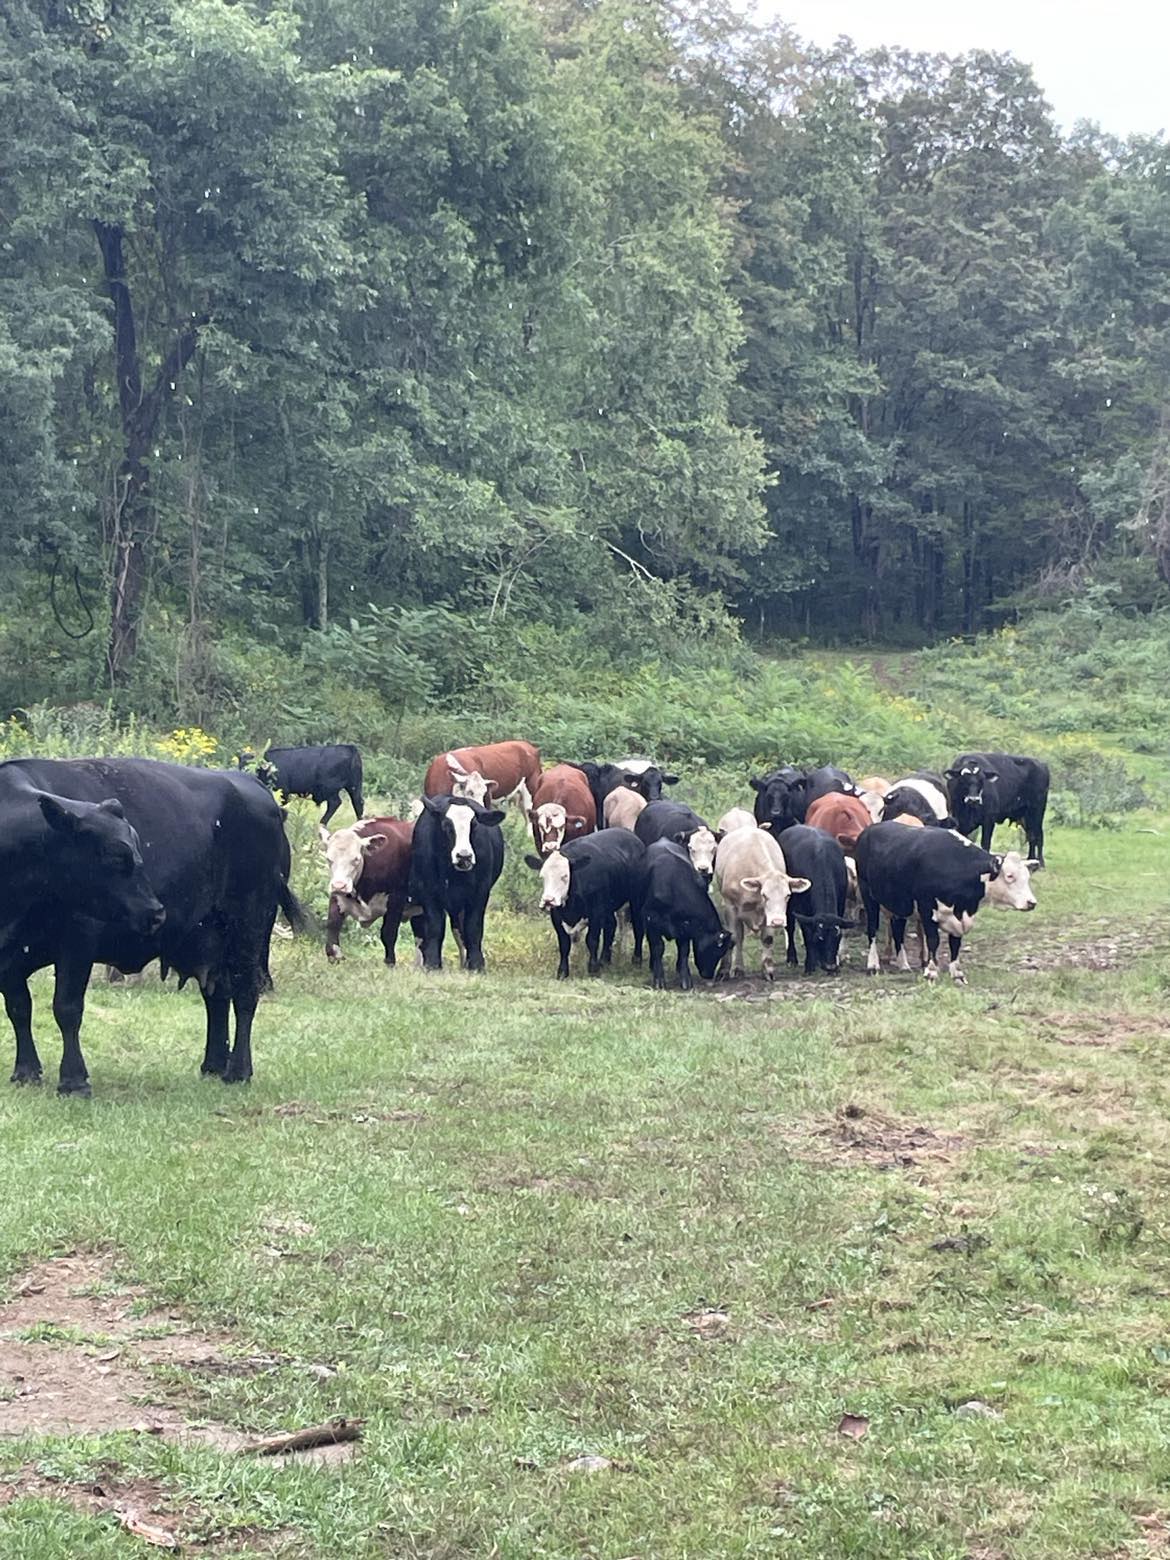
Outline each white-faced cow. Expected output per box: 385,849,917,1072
945,752,1050,867
714,826,810,980
408,796,506,971
423,742,542,819
634,800,720,882
528,763,596,856
320,818,414,964
526,830,647,978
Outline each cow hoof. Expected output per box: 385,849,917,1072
201,1062,227,1078
631,954,643,966
221,1072,252,1086
57,1079,91,1098
923,970,939,984
556,968,570,981
10,1067,42,1086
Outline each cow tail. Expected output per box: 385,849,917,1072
279,879,311,936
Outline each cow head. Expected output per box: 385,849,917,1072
750,768,806,832
530,802,590,856
983,851,1038,911
740,868,813,930
526,848,574,910
693,926,734,981
945,760,999,811
424,795,505,871
678,825,720,882
793,912,856,973
445,755,490,805
38,793,165,937
319,823,386,897
615,757,679,802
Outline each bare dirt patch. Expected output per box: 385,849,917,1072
780,1105,967,1173
1011,917,1169,974
1032,1011,1167,1049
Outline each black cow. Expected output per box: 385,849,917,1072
572,758,679,821
258,744,364,826
855,821,1036,986
750,766,807,833
408,795,505,971
776,824,855,974
526,830,646,978
802,765,857,809
641,839,732,991
634,799,719,880
945,752,1050,866
0,758,299,1094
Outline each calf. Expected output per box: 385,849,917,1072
855,822,1036,985
262,743,364,827
945,751,1050,866
603,786,647,831
714,826,810,979
423,741,542,818
321,818,413,964
716,807,756,837
634,800,720,881
804,793,873,855
529,763,596,856
408,796,506,971
776,825,854,974
526,831,646,978
882,771,957,828
642,839,732,991
750,766,807,833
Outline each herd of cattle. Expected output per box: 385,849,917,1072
0,739,1048,1094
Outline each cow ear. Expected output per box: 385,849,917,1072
984,771,1000,784
39,794,81,834
943,768,960,780
989,853,1004,879
662,772,680,786
759,820,772,830
524,853,544,871
480,809,507,828
421,796,444,815
97,797,125,819
318,825,332,845
787,876,812,894
673,830,690,845
714,829,725,843
749,776,764,793
835,833,854,851
361,833,387,853
740,875,762,892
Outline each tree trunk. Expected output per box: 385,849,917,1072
94,220,202,684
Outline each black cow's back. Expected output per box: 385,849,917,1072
634,800,708,848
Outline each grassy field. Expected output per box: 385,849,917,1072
2,801,1169,1556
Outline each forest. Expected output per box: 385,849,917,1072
2,0,1169,730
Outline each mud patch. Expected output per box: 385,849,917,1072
780,1105,967,1172
1034,1010,1167,1048
1013,918,1168,974
0,1253,243,1446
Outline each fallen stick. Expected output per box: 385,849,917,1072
244,1415,365,1457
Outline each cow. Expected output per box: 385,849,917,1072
716,807,755,837
714,826,810,979
641,839,732,991
603,786,647,832
856,775,893,823
775,825,854,974
525,830,646,978
408,795,506,971
0,758,299,1094
259,744,364,827
804,793,874,856
881,771,957,828
571,758,679,821
855,821,1036,985
423,741,542,819
945,752,1050,866
320,818,414,964
750,766,807,834
803,765,857,809
634,800,720,881
529,763,596,857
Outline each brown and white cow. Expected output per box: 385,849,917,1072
529,763,597,856
805,793,874,856
320,818,414,964
603,786,648,832
423,741,542,818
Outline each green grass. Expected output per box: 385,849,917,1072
2,809,1170,1556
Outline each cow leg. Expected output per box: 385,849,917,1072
649,930,666,990
919,902,942,982
1029,814,1045,868
864,894,882,974
801,924,816,975
201,987,231,1076
451,915,468,970
585,917,604,976
725,916,745,979
5,978,42,1085
629,904,645,965
460,907,487,973
786,907,799,966
224,988,258,1084
416,906,444,972
348,783,365,821
891,916,911,973
676,936,693,991
760,932,776,982
320,793,341,828
53,953,94,1097
980,819,995,852
947,934,967,985
380,906,403,967
600,911,617,966
553,914,572,979
325,894,345,962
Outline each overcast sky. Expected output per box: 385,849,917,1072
754,0,1168,139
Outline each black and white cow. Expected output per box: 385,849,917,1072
572,758,680,822
881,771,957,829
776,824,854,975
408,796,505,971
634,799,720,881
0,758,299,1093
526,830,647,978
945,752,1050,867
258,743,364,827
855,821,1037,985
641,839,732,991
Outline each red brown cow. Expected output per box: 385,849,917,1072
321,818,414,964
529,763,596,856
423,741,542,817
805,793,874,855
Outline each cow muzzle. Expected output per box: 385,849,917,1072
453,851,475,872
330,878,354,896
